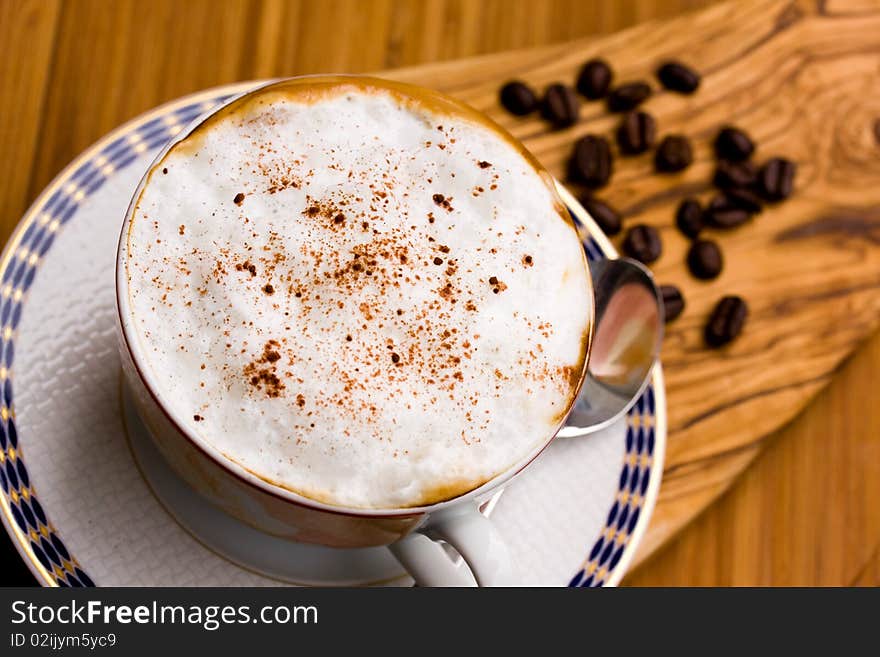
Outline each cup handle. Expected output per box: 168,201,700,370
389,504,518,587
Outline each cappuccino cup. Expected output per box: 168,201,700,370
116,76,594,586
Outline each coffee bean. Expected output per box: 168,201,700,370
687,239,723,279
714,126,754,162
616,111,656,155
576,59,613,100
656,61,701,94
704,203,752,229
758,157,797,201
708,194,730,211
655,135,693,172
569,135,613,188
579,196,621,236
708,189,761,214
713,160,758,189
705,295,748,347
623,224,662,264
724,187,763,214
660,285,685,322
541,83,580,128
607,82,652,113
499,81,538,116
676,198,704,239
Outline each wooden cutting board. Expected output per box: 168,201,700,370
378,0,880,566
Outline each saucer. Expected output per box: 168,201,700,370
0,83,665,586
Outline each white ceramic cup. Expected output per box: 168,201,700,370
115,76,594,586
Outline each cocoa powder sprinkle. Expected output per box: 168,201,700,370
236,261,257,277
432,194,453,212
134,109,579,456
243,341,286,398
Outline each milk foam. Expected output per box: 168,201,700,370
125,78,591,509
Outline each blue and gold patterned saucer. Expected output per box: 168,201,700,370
0,83,665,586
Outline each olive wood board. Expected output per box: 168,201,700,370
377,0,880,565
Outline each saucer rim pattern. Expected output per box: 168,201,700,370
0,82,665,587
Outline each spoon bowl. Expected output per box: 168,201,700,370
558,257,663,438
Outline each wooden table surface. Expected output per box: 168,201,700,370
0,0,877,586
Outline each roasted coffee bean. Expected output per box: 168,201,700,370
579,196,622,236
576,59,613,100
499,81,538,116
655,135,693,172
713,160,758,189
708,188,762,214
724,187,763,213
607,82,652,113
660,285,685,322
687,239,723,279
758,157,797,201
541,83,580,128
569,135,613,188
708,194,732,211
704,203,752,229
707,209,751,229
616,111,656,155
656,61,701,94
675,198,704,239
623,224,662,264
714,126,754,162
705,295,748,347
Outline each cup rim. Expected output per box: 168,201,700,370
114,75,594,519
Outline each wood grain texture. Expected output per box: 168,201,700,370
0,0,877,585
625,328,880,585
368,0,880,569
0,0,60,229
